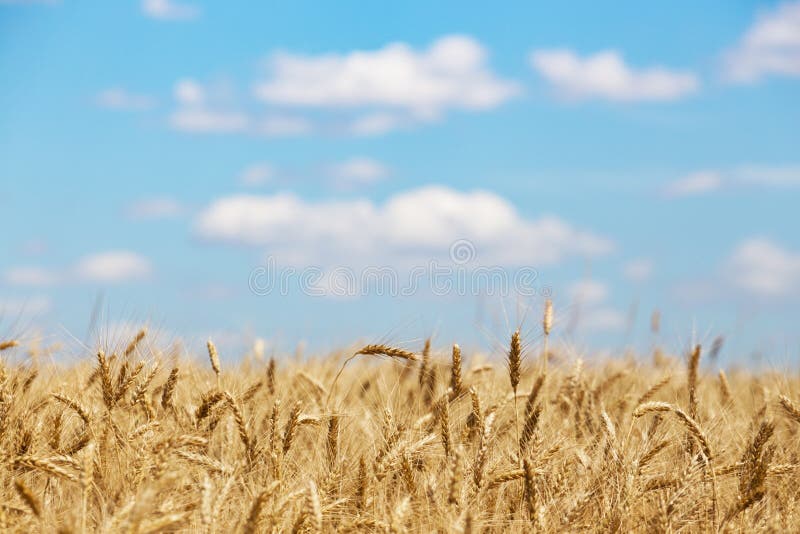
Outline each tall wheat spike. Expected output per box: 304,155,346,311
207,340,221,390
688,344,701,419
450,344,463,398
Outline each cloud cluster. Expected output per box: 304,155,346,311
254,35,519,124
167,36,517,136
530,49,699,102
724,1,800,82
107,4,800,138
168,79,310,136
194,186,612,267
109,16,800,137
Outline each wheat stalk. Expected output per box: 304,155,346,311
542,299,553,373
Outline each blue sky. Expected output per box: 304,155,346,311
1,0,799,364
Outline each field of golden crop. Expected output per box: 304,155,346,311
1,329,799,533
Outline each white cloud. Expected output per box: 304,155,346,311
168,79,310,136
126,197,184,220
20,239,47,256
568,280,609,306
174,79,206,105
74,251,152,283
347,113,404,136
169,78,248,133
623,258,654,283
239,163,275,187
239,158,387,190
5,252,154,287
734,165,800,186
254,35,519,120
567,280,625,332
187,284,234,301
726,238,800,296
4,266,59,287
0,296,52,316
256,115,313,136
194,185,612,267
664,165,800,197
663,171,723,197
142,0,198,20
581,308,626,331
0,0,58,4
96,88,155,111
328,158,389,190
724,1,800,82
530,49,699,102
169,108,249,133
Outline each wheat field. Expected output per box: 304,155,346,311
1,324,799,533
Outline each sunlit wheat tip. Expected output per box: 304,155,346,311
543,299,553,336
